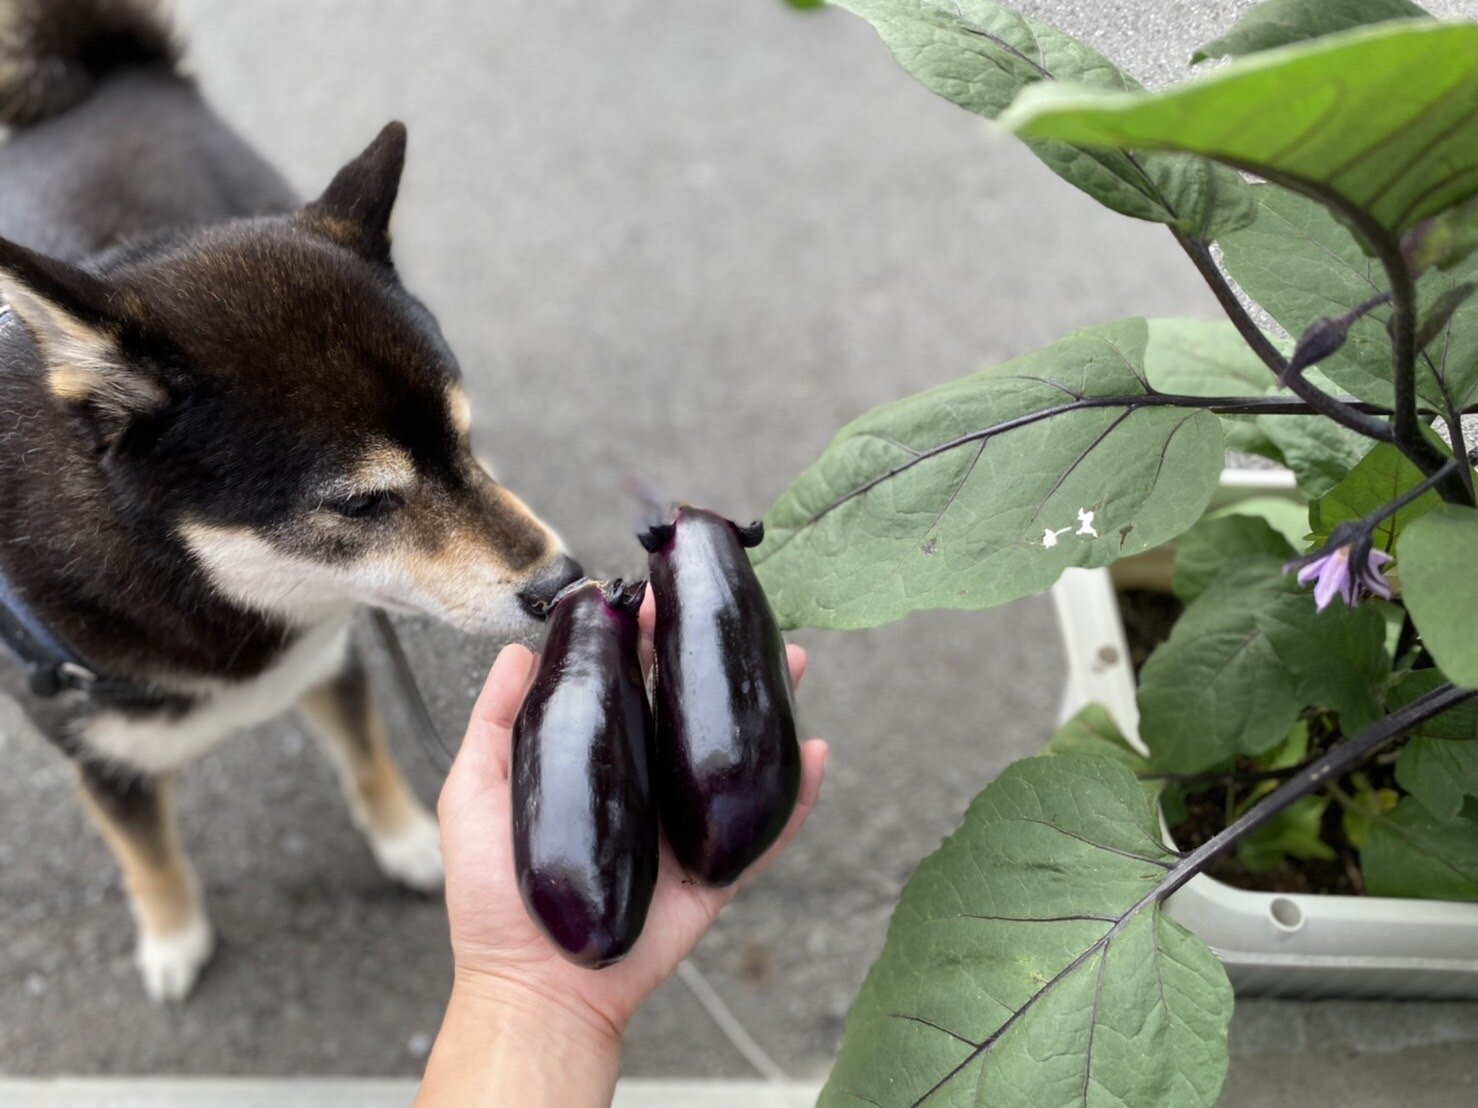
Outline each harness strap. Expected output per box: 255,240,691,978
0,568,96,696
0,551,155,706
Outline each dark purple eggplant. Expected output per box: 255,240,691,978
512,578,656,968
641,507,800,887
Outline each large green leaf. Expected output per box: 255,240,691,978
1219,185,1478,408
1398,505,1478,687
1362,796,1478,899
1396,741,1478,824
1256,413,1375,498
833,0,1254,237
1138,561,1304,773
1192,0,1429,64
1395,741,1478,827
1041,703,1147,772
1141,318,1274,397
1041,703,1159,805
1141,318,1283,456
1256,591,1390,733
821,754,1232,1108
755,319,1223,630
1205,495,1311,551
1003,21,1478,238
1392,671,1478,820
1306,443,1442,564
1308,443,1442,552
1217,185,1404,406
1417,282,1478,354
1407,195,1478,272
1390,670,1478,743
1141,554,1386,770
1172,514,1294,604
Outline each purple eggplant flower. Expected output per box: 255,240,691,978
1284,527,1393,611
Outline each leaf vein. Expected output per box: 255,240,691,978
1009,817,1171,868
889,1012,981,1048
954,912,1118,925
1081,944,1111,1105
1026,410,1133,529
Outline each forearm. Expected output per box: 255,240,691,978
416,972,623,1108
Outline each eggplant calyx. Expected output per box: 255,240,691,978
600,577,647,616
637,522,676,553
734,519,765,548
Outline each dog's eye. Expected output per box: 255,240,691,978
330,490,401,520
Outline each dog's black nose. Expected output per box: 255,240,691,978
518,555,586,620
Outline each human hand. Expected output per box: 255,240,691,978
431,588,827,1070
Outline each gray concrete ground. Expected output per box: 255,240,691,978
3,0,1478,1102
0,1079,822,1107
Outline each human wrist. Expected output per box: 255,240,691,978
417,967,622,1107
454,965,624,1050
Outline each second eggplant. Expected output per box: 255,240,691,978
641,506,801,887
511,579,657,967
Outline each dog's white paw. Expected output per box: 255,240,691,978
371,808,443,893
135,915,215,1003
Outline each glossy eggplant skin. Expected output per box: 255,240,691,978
644,507,800,887
512,580,656,968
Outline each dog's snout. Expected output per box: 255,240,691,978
517,555,586,620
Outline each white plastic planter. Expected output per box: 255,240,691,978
1050,468,1478,999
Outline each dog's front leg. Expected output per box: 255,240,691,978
297,647,443,893
77,765,214,1003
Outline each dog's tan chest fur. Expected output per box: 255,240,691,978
81,615,353,775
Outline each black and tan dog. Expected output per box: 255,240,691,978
0,0,583,1000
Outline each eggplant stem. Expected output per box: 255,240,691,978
735,520,765,548
546,576,597,613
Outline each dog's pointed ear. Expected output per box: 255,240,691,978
0,237,166,444
301,121,407,264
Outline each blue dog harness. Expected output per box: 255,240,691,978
0,560,126,699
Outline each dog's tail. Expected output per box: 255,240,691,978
0,0,179,129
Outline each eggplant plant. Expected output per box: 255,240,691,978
760,1,1478,1103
